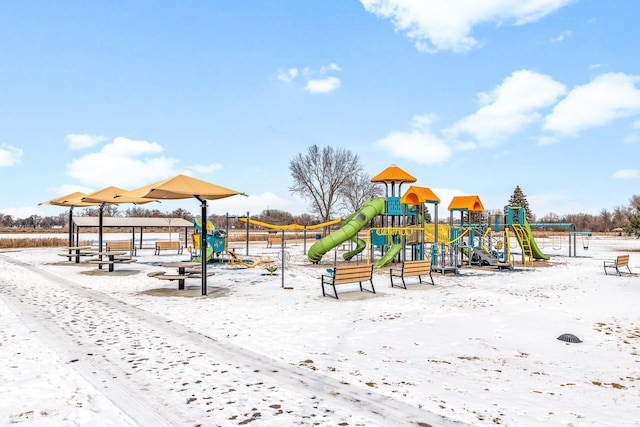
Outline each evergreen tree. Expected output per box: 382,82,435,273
622,195,640,236
508,185,534,222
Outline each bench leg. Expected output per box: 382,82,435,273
390,271,402,289
321,277,339,299
359,280,375,294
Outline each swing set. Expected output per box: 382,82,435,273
527,222,591,256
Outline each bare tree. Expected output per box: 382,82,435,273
289,145,363,222
338,170,383,214
598,209,613,232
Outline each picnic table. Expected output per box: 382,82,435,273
59,246,94,263
147,262,215,290
86,251,133,272
158,261,201,290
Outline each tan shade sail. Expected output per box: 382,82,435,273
81,186,157,205
39,191,99,207
116,174,244,297
120,174,244,201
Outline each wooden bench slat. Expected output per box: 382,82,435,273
266,237,285,248
106,241,136,256
321,264,375,299
604,254,632,276
155,241,184,255
390,259,434,289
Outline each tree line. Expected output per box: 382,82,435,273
2,145,639,235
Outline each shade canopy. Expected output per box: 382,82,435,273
120,174,244,296
79,186,158,265
81,186,157,205
39,191,98,208
39,192,103,247
120,174,244,201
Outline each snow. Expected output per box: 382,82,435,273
0,234,639,426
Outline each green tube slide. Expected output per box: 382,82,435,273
375,242,403,268
193,244,213,263
308,197,385,264
343,234,366,261
518,219,550,260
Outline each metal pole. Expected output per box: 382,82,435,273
281,230,285,288
246,211,250,256
197,196,208,296
68,206,74,250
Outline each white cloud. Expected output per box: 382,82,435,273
65,134,108,150
189,163,223,174
375,114,452,165
279,63,342,94
320,63,341,74
102,137,163,156
277,68,299,83
449,70,566,145
305,77,341,94
537,135,558,145
360,0,574,53
543,72,640,135
0,206,38,219
550,30,571,43
632,120,640,130
0,143,23,167
613,169,638,179
66,137,177,189
431,187,468,212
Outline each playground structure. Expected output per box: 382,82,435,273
191,218,230,262
306,164,572,272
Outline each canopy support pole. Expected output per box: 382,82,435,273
196,196,208,296
68,206,74,250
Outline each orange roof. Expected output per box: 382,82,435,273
400,186,440,205
371,165,417,183
447,195,484,211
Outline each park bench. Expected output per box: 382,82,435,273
155,241,183,255
266,236,285,248
389,259,434,289
106,240,136,257
603,254,632,276
321,263,375,299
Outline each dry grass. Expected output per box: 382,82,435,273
0,238,91,249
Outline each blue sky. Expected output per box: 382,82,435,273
1,0,639,221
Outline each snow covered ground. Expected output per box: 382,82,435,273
0,234,639,426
